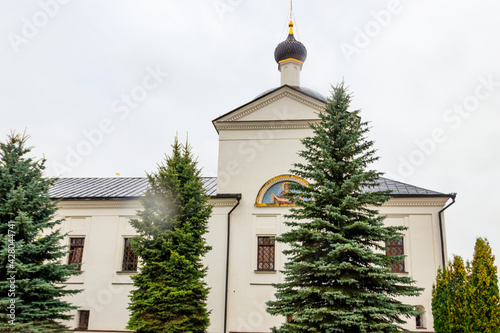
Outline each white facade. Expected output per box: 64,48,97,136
55,27,452,333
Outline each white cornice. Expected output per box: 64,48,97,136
58,199,238,209
57,201,142,210
210,198,239,207
382,198,449,207
215,119,318,131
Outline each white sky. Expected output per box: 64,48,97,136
1,0,499,263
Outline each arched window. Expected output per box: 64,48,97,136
415,305,426,329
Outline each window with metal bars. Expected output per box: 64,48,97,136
257,236,275,271
386,237,405,272
122,238,138,272
77,310,89,330
68,238,85,270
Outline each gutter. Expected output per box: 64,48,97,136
223,194,241,333
438,193,457,267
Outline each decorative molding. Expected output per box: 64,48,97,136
58,198,238,209
220,88,324,123
382,200,446,207
215,120,318,131
57,202,142,210
211,199,239,207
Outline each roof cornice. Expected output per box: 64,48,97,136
381,197,451,207
215,119,318,131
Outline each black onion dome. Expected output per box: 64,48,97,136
274,31,307,64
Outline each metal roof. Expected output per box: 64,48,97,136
49,176,446,200
364,177,447,197
49,177,217,200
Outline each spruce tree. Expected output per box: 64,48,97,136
0,132,80,332
127,137,212,333
469,238,500,332
267,83,422,332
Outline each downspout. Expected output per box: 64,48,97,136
438,193,456,267
224,194,241,333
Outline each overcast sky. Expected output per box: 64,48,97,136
1,0,499,263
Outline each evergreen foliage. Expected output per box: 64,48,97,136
469,238,500,332
127,137,212,333
432,238,500,333
432,265,451,333
0,132,81,332
448,256,470,333
267,83,423,332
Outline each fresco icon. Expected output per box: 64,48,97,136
255,175,308,207
263,181,293,205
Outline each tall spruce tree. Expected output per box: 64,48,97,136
267,83,422,332
0,132,80,332
469,238,500,333
127,137,212,333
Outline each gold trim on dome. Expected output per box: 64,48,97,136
255,174,308,207
278,57,303,64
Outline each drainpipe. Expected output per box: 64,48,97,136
223,194,241,333
438,193,456,267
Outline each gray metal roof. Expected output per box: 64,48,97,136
49,176,446,200
364,177,447,197
49,177,217,200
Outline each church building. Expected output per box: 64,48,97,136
50,18,454,333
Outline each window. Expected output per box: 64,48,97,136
416,305,426,329
386,237,405,273
68,238,85,270
122,238,138,272
77,310,89,330
416,314,423,329
257,236,275,271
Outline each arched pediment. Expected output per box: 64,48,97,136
255,175,308,207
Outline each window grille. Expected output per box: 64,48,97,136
77,310,90,330
257,236,275,271
68,238,85,270
386,237,405,272
122,238,138,272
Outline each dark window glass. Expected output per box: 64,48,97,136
416,314,423,328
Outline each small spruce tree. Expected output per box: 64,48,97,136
267,82,422,332
469,238,500,333
0,132,80,332
127,137,212,333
